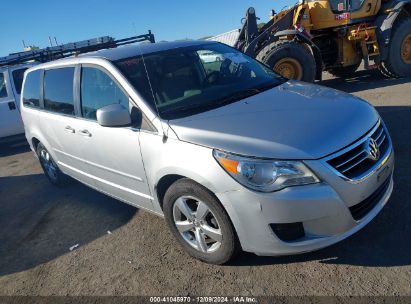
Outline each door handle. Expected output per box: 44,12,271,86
79,129,92,137
65,126,75,133
8,102,16,110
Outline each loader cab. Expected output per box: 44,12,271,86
306,0,381,30
328,0,349,13
328,0,379,13
349,0,381,20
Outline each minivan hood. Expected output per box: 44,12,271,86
169,81,379,160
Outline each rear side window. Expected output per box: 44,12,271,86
22,70,41,107
44,67,75,115
81,67,128,120
12,68,28,95
0,72,8,98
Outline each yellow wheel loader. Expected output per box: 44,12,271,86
235,0,411,81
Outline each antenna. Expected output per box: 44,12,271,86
132,27,166,140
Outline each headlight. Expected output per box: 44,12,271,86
213,150,320,192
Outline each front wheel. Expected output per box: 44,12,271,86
163,179,240,264
256,40,316,82
382,18,411,77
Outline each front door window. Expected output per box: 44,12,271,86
80,67,129,120
349,0,366,11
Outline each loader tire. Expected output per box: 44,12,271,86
328,61,361,78
382,18,411,78
256,41,316,82
378,61,397,78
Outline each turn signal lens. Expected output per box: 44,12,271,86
217,158,239,174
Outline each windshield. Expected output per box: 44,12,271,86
114,43,285,120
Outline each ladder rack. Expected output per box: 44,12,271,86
0,31,155,68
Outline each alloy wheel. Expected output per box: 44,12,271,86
39,149,58,182
172,196,223,254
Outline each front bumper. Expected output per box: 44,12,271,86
215,149,394,256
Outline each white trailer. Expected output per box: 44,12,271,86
206,29,240,47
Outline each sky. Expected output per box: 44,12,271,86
0,0,296,56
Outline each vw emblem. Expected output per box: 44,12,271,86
365,138,380,161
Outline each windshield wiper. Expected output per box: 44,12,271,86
160,81,285,118
209,88,263,105
160,101,221,115
215,80,284,105
161,88,262,116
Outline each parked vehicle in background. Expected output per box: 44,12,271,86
198,50,224,63
0,32,155,147
21,40,394,264
0,63,34,145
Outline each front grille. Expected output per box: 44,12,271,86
327,122,390,180
349,176,391,221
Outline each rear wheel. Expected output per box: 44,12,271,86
256,40,316,82
382,18,411,77
328,61,361,78
163,179,240,264
36,142,67,186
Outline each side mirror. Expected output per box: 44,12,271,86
96,104,131,127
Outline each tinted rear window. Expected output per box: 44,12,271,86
12,68,28,94
44,67,75,115
22,70,41,108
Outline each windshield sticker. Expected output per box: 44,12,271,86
335,12,350,20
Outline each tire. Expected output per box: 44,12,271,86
378,61,397,78
328,61,361,78
382,18,411,77
163,178,240,264
256,40,316,82
36,142,68,186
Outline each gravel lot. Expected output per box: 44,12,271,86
0,69,410,296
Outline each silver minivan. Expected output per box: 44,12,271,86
21,41,394,264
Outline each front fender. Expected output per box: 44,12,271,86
139,132,242,211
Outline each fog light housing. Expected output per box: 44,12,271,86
270,223,305,242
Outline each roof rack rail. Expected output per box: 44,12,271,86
0,31,155,68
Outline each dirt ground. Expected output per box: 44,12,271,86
0,69,410,296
